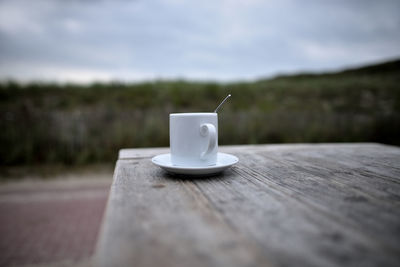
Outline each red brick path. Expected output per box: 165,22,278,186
0,179,111,267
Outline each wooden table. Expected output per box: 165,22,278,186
94,144,400,267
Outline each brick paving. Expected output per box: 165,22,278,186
0,177,112,267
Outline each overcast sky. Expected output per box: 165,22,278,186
0,0,399,83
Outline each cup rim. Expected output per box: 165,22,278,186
170,112,217,116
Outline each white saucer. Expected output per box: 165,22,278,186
151,153,238,175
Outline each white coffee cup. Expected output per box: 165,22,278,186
170,113,218,166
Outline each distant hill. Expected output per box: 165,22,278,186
339,58,400,75
268,58,400,81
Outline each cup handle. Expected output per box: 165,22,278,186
199,123,217,160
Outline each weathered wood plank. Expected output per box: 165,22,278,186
96,144,400,267
236,151,400,250
282,144,400,182
193,166,399,267
95,159,270,267
275,147,400,201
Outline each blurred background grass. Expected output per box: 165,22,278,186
1,59,399,166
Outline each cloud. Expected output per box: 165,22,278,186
0,0,399,82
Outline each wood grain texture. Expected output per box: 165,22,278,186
95,144,400,267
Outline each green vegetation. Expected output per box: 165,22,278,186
1,59,399,165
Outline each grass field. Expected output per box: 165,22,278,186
1,59,399,165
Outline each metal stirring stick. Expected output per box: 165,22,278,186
214,94,231,113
